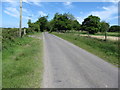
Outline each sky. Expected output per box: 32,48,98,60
1,0,119,28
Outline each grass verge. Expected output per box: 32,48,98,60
2,33,43,88
52,32,119,67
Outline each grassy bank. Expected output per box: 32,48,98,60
52,32,119,67
2,33,43,88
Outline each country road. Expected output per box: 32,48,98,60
43,32,118,88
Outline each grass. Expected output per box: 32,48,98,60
2,33,43,88
0,51,1,89
52,32,119,67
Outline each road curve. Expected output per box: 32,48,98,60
43,32,118,88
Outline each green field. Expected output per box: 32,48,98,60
94,32,119,37
67,31,119,37
2,33,43,88
53,32,119,67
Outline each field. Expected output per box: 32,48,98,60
68,31,119,37
53,32,119,67
95,32,119,37
2,31,43,88
66,31,119,41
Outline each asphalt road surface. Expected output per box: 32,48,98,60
43,32,118,88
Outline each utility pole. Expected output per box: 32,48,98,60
19,0,22,37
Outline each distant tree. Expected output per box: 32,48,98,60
28,19,32,28
109,25,120,32
72,20,81,31
38,16,48,32
100,21,110,41
33,22,40,32
27,19,35,33
81,15,101,34
100,21,110,32
50,13,81,32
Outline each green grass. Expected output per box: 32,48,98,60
0,51,2,90
2,33,43,88
52,32,119,67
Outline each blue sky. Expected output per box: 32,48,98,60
1,0,119,28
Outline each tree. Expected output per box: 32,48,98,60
49,13,81,32
72,20,81,31
27,19,35,33
109,25,120,32
38,16,48,32
81,15,101,34
100,21,110,41
33,22,40,32
28,19,32,28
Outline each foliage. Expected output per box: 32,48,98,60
109,25,120,32
81,15,101,34
38,16,48,32
27,13,120,34
49,13,81,32
3,33,43,88
27,13,81,33
100,21,110,32
27,16,48,33
2,28,19,49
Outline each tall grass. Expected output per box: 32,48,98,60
2,29,43,88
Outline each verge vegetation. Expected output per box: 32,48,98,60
2,29,43,88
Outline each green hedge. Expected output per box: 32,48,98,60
2,28,19,50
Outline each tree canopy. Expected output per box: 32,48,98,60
81,15,101,34
108,25,120,32
27,13,119,34
49,13,81,32
100,21,110,32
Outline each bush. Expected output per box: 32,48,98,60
2,28,20,49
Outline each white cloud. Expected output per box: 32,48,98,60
102,0,119,4
76,17,83,24
63,1,73,9
76,4,118,24
64,2,72,6
3,0,42,6
38,11,47,17
4,0,41,2
89,5,118,21
4,7,30,20
4,7,19,17
3,0,120,2
3,0,33,20
32,2,41,6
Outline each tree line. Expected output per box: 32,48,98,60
27,13,120,34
